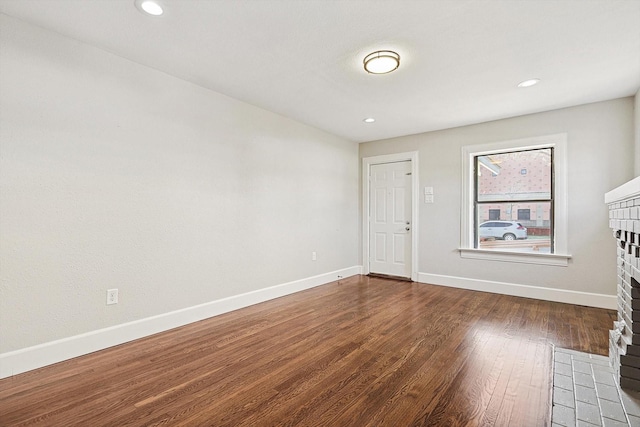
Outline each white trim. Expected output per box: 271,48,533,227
417,272,615,309
459,248,571,266
460,133,569,265
362,152,419,281
605,176,640,204
0,266,362,379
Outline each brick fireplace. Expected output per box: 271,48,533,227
607,177,640,391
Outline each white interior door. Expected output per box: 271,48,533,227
369,161,412,278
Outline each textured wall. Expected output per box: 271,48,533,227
0,15,359,353
360,98,635,296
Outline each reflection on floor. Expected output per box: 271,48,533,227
552,347,640,426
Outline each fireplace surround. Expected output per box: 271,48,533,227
607,177,640,391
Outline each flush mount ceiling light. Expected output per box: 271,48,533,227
363,117,376,123
363,50,400,74
517,78,540,88
135,0,164,16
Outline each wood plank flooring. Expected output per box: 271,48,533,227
0,275,616,426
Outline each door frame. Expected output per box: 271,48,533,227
362,152,419,281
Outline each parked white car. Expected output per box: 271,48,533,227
479,221,528,240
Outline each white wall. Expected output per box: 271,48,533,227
0,15,359,355
360,98,635,300
635,88,640,176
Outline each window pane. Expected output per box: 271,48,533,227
477,149,551,202
477,202,552,253
517,209,530,220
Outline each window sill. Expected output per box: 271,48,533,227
458,248,571,266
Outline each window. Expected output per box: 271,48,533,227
475,148,552,251
517,209,531,221
460,134,570,266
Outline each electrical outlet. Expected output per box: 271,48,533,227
107,289,118,305
312,251,317,261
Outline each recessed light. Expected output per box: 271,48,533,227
363,118,376,123
363,51,400,74
135,0,164,16
517,78,540,88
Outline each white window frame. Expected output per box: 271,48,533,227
459,133,571,266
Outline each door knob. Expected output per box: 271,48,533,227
405,227,411,231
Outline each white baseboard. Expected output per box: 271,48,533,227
0,266,362,379
417,272,616,310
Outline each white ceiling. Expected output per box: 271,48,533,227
1,0,639,143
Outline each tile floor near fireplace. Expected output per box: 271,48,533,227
552,347,640,426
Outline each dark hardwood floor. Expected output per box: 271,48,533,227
0,275,615,426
